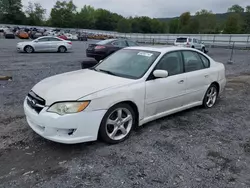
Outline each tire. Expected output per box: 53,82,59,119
99,103,136,144
24,45,34,53
192,46,195,48
202,47,206,53
203,84,219,108
58,46,67,53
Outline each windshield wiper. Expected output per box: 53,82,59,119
96,69,117,76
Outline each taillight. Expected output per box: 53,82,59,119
186,42,190,47
95,45,105,49
68,42,72,45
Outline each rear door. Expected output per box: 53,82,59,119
181,50,211,105
48,37,63,51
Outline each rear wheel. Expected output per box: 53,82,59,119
24,45,34,53
99,103,135,144
203,84,218,108
58,46,67,53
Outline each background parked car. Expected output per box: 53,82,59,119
4,30,15,39
86,38,139,61
17,31,29,39
16,36,72,53
78,33,88,41
174,37,208,53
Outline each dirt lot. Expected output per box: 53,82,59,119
0,39,250,188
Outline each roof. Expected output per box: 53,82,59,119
125,46,192,53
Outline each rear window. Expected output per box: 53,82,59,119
176,38,188,43
97,39,116,45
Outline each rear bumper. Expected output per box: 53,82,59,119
86,51,107,59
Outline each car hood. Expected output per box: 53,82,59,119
32,69,135,105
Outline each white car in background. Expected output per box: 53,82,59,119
64,33,78,40
174,37,208,53
24,46,226,144
17,36,72,53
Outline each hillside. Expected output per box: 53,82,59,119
158,12,247,23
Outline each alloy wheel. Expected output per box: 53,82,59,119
206,86,217,108
105,108,133,141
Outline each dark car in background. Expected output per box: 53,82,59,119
86,38,139,61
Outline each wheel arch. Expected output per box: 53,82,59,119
109,100,139,126
210,81,220,93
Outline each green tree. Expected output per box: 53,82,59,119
0,0,26,24
228,4,244,13
195,9,217,33
179,12,191,33
26,1,46,26
246,6,250,12
224,13,242,34
74,5,96,29
94,9,120,31
117,18,131,33
50,0,77,28
242,6,250,33
169,19,179,33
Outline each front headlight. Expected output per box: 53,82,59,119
47,101,90,115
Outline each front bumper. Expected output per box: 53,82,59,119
16,45,24,52
23,98,107,144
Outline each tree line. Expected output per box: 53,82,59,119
0,0,249,34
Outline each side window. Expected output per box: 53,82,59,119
193,39,197,43
49,38,61,41
198,54,210,68
182,51,205,72
37,38,49,42
127,40,138,46
188,38,192,42
112,40,127,47
155,51,184,76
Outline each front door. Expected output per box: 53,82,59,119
33,38,51,52
145,51,186,118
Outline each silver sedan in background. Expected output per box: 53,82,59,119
16,36,73,53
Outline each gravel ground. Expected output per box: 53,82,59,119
0,39,250,188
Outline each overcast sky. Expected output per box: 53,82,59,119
22,0,249,18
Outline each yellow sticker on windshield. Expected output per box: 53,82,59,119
137,52,153,57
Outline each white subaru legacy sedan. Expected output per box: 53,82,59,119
23,46,226,144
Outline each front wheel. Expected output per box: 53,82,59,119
203,84,218,108
99,103,135,144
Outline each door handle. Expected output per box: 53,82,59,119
178,80,184,84
204,75,209,78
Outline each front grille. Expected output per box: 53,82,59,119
27,91,45,114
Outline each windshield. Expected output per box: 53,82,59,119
94,49,160,79
176,38,188,43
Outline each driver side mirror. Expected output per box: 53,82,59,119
34,40,38,43
153,70,168,78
